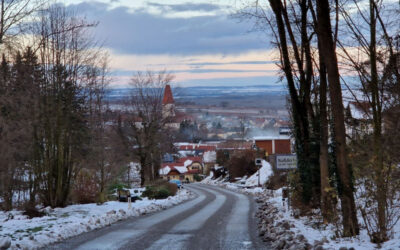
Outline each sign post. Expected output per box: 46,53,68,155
273,154,297,210
255,158,263,187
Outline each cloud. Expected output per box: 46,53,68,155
66,1,267,55
187,60,278,66
147,2,223,13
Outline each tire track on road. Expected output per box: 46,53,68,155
47,185,211,250
128,184,227,250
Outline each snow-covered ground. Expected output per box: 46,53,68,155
245,160,273,187
0,189,193,249
202,160,272,194
203,161,400,250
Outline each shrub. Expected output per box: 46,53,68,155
266,172,288,190
71,169,98,204
226,150,258,180
142,180,177,199
153,188,170,199
193,174,203,182
23,204,46,219
166,182,178,196
142,186,156,198
108,182,129,192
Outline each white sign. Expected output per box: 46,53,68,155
276,154,297,170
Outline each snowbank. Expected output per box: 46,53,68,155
202,171,266,195
0,189,193,249
245,160,273,187
202,159,400,249
257,188,400,249
183,160,193,168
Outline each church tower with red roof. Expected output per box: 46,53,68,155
162,84,175,117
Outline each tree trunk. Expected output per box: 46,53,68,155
318,46,335,223
369,0,386,241
269,0,316,206
316,0,359,236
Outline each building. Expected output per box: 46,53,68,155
345,101,373,138
253,136,292,155
159,156,203,182
162,84,175,118
162,84,192,129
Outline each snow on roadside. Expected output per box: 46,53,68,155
202,160,271,195
0,189,193,249
228,185,400,249
245,160,273,187
202,173,264,196
266,188,400,249
202,163,400,249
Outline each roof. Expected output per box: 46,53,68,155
160,156,205,175
161,162,184,168
253,135,291,140
178,145,216,151
162,85,174,105
177,156,203,164
216,140,253,150
159,166,171,175
160,162,188,175
187,169,201,174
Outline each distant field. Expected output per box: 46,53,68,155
107,85,288,108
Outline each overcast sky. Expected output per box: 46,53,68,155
62,0,281,87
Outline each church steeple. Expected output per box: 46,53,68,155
162,85,174,105
162,84,175,117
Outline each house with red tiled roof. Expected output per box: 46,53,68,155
178,156,203,174
159,155,205,182
159,160,202,182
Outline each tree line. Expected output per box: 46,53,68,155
239,0,399,242
0,2,175,212
0,3,119,210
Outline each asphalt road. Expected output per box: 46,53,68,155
46,184,268,250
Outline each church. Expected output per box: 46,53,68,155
162,84,192,129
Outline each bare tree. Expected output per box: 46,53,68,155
119,71,175,186
0,0,46,47
337,0,400,242
31,5,99,208
238,0,358,233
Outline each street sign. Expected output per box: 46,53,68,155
275,154,297,170
255,158,263,166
